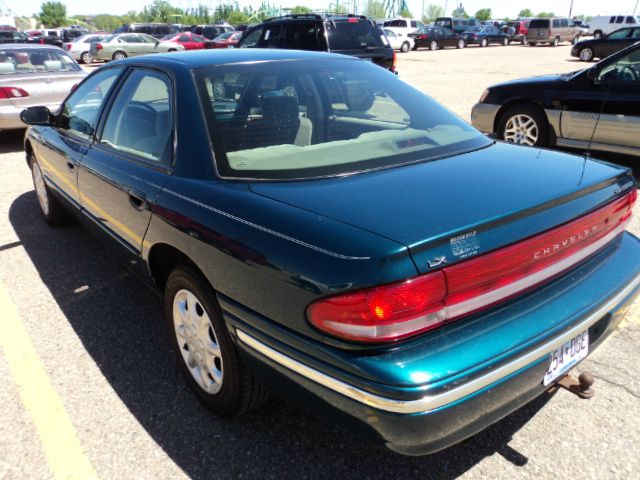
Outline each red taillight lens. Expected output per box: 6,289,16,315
65,43,71,50
0,87,29,99
308,191,636,343
418,34,427,40
96,43,103,50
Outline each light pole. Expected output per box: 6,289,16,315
634,0,639,15
569,0,574,18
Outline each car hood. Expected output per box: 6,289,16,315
250,142,633,273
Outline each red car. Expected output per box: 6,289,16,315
161,32,212,50
211,31,242,49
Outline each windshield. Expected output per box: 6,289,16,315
529,19,550,29
0,48,80,75
214,32,234,41
195,58,490,180
326,19,385,50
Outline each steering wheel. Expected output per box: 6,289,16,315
621,65,638,81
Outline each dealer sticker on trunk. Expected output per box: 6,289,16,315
450,230,479,259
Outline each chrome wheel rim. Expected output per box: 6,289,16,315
430,41,437,50
114,52,125,60
504,114,538,146
580,48,593,61
32,162,49,216
481,39,487,47
172,289,223,394
81,52,91,63
458,39,464,48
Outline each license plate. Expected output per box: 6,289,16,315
543,330,588,386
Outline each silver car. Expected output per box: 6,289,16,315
63,34,106,64
0,45,86,131
91,33,184,62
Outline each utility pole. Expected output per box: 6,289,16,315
634,0,639,16
569,0,574,18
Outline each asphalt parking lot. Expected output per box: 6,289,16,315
1,43,639,480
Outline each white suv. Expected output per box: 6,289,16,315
382,18,425,38
588,15,638,38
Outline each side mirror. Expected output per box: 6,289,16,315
20,106,53,126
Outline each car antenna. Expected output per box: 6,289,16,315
584,68,615,161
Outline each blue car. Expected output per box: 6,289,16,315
21,49,640,455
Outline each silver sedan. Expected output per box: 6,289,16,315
0,45,86,131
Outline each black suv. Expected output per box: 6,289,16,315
113,23,181,38
192,24,235,40
237,14,396,72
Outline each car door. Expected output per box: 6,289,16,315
441,27,456,46
138,34,159,54
36,68,123,208
78,68,173,258
557,74,605,143
591,47,640,154
600,28,634,57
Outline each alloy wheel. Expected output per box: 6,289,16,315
579,48,594,61
481,38,487,47
503,114,539,146
429,40,438,50
457,39,465,48
31,162,49,216
81,52,91,64
172,288,224,394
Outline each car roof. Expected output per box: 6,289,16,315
115,49,359,69
0,44,63,51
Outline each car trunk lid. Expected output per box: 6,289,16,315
0,71,85,109
250,142,635,275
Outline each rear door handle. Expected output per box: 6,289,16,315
66,161,75,171
128,189,148,211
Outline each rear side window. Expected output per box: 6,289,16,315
410,21,417,28
616,16,624,24
529,19,550,29
262,25,284,48
627,16,636,24
560,19,568,27
552,19,560,28
239,26,263,47
100,69,173,163
284,23,323,50
326,19,384,50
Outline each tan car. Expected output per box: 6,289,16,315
527,17,581,46
0,44,86,131
91,33,184,62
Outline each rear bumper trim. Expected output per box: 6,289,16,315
237,269,640,414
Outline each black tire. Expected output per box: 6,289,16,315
400,41,410,52
579,47,594,62
593,30,602,39
552,37,559,47
502,37,509,46
411,44,419,50
429,40,438,51
496,104,549,148
528,41,536,47
29,153,74,227
165,265,271,416
521,36,527,45
480,38,488,48
80,51,91,64
112,51,127,61
456,38,465,49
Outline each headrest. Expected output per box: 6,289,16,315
44,60,63,71
0,62,15,73
260,93,299,124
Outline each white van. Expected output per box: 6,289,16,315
382,17,426,38
588,15,638,38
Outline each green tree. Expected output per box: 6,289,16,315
451,6,468,18
518,8,534,18
399,6,412,18
424,4,444,22
290,5,311,14
365,0,386,19
93,14,121,31
474,8,491,21
227,10,249,25
537,11,555,18
333,4,348,14
38,1,67,27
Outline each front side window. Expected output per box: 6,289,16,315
627,16,636,24
57,68,122,138
597,49,640,84
631,28,640,39
560,19,568,27
261,25,284,48
195,58,489,180
285,23,322,50
238,26,264,47
100,69,173,163
552,19,560,28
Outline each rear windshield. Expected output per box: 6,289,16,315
326,19,385,50
0,48,80,74
195,58,489,180
529,19,550,28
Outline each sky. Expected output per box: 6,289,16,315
3,0,639,19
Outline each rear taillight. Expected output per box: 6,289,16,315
0,87,29,99
391,51,397,72
65,43,71,50
308,191,636,343
96,43,103,50
418,34,427,40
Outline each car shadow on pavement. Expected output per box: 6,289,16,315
9,191,555,479
0,131,25,155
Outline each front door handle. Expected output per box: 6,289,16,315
128,189,148,211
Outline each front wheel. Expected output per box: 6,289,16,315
528,41,536,47
593,31,602,39
400,41,410,53
456,38,465,49
480,38,488,48
80,51,92,64
429,40,438,51
579,47,594,62
552,37,559,47
112,51,127,61
502,37,509,46
165,265,271,416
497,104,549,148
521,36,527,45
30,154,74,226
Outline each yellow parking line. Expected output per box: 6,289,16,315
0,281,98,480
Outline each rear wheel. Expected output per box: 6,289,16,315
579,47,594,62
456,38,465,49
480,38,488,48
521,36,527,45
400,41,410,52
29,153,74,226
528,41,536,47
593,30,603,39
112,51,127,61
80,51,91,64
497,104,549,148
502,37,509,46
429,40,438,51
552,36,559,47
165,265,271,416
